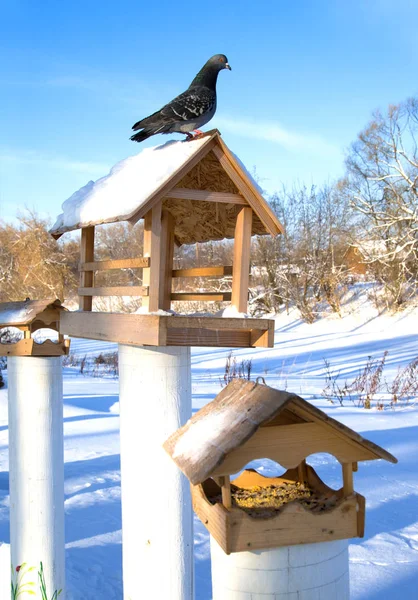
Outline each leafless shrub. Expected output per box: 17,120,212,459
351,351,388,408
322,359,352,405
387,357,418,406
221,351,253,387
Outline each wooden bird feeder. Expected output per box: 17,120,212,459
164,379,397,554
50,130,283,348
0,299,69,357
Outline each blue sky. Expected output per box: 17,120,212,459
1,0,417,223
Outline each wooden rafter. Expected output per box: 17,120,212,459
165,188,248,205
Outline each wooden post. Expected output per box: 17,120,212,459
231,207,253,313
79,226,95,311
219,475,232,509
342,462,354,495
298,459,308,483
160,210,175,311
143,205,174,312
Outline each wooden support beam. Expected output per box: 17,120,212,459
352,461,358,472
142,203,162,312
172,266,233,278
160,210,175,310
298,459,308,483
80,257,150,272
171,292,232,302
78,286,149,297
165,188,248,205
231,207,253,313
79,226,95,311
219,475,232,510
342,462,354,496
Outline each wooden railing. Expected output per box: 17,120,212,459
78,257,234,302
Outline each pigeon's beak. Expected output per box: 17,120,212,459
225,63,231,70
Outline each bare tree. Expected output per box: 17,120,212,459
343,98,418,306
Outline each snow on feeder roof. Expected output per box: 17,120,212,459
50,130,283,245
164,378,397,485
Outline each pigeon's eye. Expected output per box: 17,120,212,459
219,57,224,62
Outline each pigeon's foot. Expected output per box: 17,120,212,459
192,129,204,135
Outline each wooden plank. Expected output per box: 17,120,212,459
229,496,359,552
127,135,218,225
172,266,233,278
171,292,232,302
59,312,161,345
231,207,253,313
211,422,374,477
251,319,275,347
166,316,272,331
212,143,283,237
342,462,354,496
160,210,175,310
78,286,149,297
165,188,248,205
79,226,95,311
166,328,251,347
80,257,150,272
191,484,230,554
357,493,366,537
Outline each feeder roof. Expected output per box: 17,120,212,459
164,378,397,485
0,299,65,328
50,130,283,245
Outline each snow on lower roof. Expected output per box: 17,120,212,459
50,136,213,236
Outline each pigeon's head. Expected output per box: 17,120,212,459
207,54,232,71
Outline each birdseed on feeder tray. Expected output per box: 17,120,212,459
209,479,339,519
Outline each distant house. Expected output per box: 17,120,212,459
342,241,388,275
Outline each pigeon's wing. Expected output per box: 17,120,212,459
132,87,215,131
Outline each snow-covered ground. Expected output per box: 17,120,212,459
1,297,418,599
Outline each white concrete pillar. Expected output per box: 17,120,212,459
8,356,65,599
118,345,193,600
211,536,349,600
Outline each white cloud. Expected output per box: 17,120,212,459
0,150,109,174
215,116,339,156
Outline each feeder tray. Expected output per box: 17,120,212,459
0,299,70,357
193,466,364,554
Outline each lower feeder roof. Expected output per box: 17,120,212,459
0,299,65,328
49,130,283,245
164,379,398,485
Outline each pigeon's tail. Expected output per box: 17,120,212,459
130,129,153,143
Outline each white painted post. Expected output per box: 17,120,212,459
118,344,193,600
211,537,350,600
8,356,65,599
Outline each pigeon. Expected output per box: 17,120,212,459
130,54,231,143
